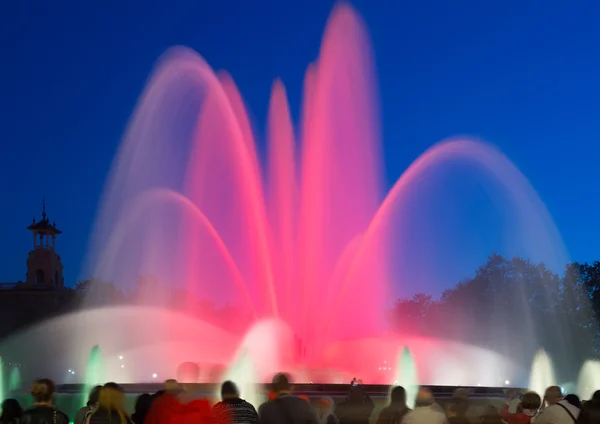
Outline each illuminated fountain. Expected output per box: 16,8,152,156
77,3,570,385
82,346,104,406
577,360,600,400
528,349,556,395
8,366,21,393
0,4,574,386
394,348,418,408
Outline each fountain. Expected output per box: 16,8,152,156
8,365,21,393
219,350,263,408
0,4,577,386
577,360,600,400
528,349,556,396
394,348,418,408
82,346,104,406
76,2,571,384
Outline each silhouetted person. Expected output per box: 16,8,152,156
576,399,600,424
316,397,338,424
500,391,541,424
335,380,375,424
565,394,582,410
402,388,447,424
146,379,213,424
448,389,471,424
480,406,503,424
21,379,69,424
258,373,318,424
75,385,102,424
0,399,23,424
131,393,152,424
212,380,258,424
537,386,579,424
376,386,410,424
446,402,470,424
86,383,133,424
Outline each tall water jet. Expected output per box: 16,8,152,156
220,350,263,408
82,346,104,406
8,366,21,392
577,360,600,400
394,347,418,408
528,349,556,396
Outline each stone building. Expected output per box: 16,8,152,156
0,200,72,338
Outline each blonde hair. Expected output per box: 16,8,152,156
91,385,129,424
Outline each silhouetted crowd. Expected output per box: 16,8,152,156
2,374,600,424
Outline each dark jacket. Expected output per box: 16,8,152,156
21,406,69,424
213,398,259,424
376,405,410,424
74,404,96,424
258,396,318,424
335,394,375,424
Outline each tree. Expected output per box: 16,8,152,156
389,254,600,381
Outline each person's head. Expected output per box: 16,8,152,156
0,398,23,421
221,380,239,400
99,383,125,410
134,393,152,414
480,405,502,424
348,386,366,404
578,399,600,424
565,394,582,409
316,397,334,416
164,379,182,395
31,379,56,404
414,388,435,408
272,373,292,395
390,386,407,405
520,391,542,413
544,386,563,406
591,390,600,403
97,383,128,424
88,385,102,407
450,389,469,417
446,402,460,418
176,362,200,383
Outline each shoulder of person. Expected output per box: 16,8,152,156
57,410,70,424
257,401,270,413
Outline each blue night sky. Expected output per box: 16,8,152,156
1,0,600,293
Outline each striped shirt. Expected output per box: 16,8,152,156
213,398,259,424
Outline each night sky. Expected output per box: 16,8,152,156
2,0,600,292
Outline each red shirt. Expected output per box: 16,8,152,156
500,403,535,424
146,393,215,424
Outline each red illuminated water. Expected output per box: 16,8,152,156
75,4,568,385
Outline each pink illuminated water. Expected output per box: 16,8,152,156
71,4,569,385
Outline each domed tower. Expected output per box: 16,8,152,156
25,199,64,288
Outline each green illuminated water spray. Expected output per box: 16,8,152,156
393,347,418,408
82,346,104,407
8,366,21,392
0,357,4,402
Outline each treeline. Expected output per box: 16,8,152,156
388,254,600,380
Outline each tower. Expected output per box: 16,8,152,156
25,199,64,288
